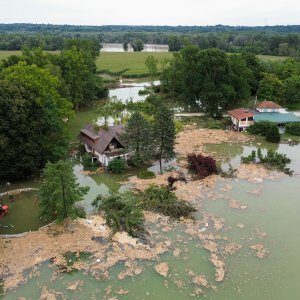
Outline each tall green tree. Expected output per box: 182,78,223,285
40,160,89,222
153,106,176,173
0,62,73,180
284,75,300,105
131,39,144,52
257,73,285,103
123,112,154,166
168,36,184,52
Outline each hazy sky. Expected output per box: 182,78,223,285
1,0,300,26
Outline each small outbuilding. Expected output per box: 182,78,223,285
79,124,129,167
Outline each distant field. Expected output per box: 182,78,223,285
96,52,173,76
0,50,23,60
256,54,289,62
0,50,290,77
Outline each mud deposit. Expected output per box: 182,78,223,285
2,129,300,299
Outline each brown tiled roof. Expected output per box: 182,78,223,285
79,124,125,154
256,101,283,109
228,108,254,120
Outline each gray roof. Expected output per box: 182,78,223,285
79,124,125,154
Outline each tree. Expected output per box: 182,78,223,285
0,62,73,180
123,112,154,166
40,160,89,222
257,73,285,103
153,106,176,173
145,55,158,86
284,75,300,106
168,36,184,52
131,39,144,52
123,41,129,52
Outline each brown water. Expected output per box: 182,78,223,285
2,142,300,299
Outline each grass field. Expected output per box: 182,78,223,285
0,50,290,77
96,52,173,76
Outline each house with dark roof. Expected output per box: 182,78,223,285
79,124,129,167
228,108,254,131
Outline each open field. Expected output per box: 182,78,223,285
96,52,173,76
0,50,291,77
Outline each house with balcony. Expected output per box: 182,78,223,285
228,108,254,131
79,124,129,167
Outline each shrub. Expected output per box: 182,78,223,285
241,150,256,164
92,193,144,237
266,124,280,143
285,123,300,136
248,121,273,135
187,153,218,179
82,153,101,171
107,158,127,173
174,119,184,133
139,185,196,219
241,148,293,175
138,170,156,179
74,206,87,219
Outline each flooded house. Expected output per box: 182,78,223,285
228,108,254,131
228,100,300,131
79,124,129,167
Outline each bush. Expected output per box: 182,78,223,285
92,193,144,237
74,206,87,219
138,170,156,179
187,153,218,179
285,123,300,136
266,124,281,143
248,121,280,143
107,158,127,173
248,121,273,135
241,148,293,175
82,153,101,171
174,119,184,133
139,185,196,219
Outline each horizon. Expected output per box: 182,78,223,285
1,0,300,27
1,22,300,28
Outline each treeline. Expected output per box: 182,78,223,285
1,23,300,56
0,39,108,181
160,46,300,115
2,23,300,33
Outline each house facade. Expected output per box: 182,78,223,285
79,124,129,167
228,108,254,131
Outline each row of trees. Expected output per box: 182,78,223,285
0,40,108,180
1,26,300,57
161,46,300,113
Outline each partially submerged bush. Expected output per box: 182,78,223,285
107,158,127,173
138,170,156,179
82,153,100,171
139,185,196,219
92,193,144,237
187,153,218,179
241,148,292,175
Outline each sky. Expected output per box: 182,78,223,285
1,0,300,26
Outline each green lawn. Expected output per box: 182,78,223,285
96,52,173,76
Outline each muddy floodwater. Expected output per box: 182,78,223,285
2,139,300,299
